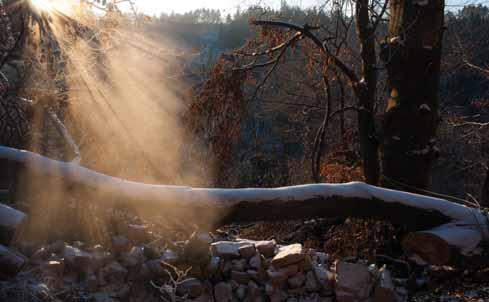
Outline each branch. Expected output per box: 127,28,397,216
0,145,488,264
47,109,81,164
250,20,360,85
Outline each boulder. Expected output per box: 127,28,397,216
249,253,262,270
374,267,399,302
231,270,251,284
288,272,306,289
239,244,257,259
335,261,377,302
185,232,212,263
267,264,299,286
214,282,233,302
211,242,242,258
271,244,305,269
177,278,203,298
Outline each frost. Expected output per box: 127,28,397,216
419,104,431,112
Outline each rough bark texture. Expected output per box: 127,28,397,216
1,145,487,264
355,0,380,186
380,0,444,189
482,166,489,206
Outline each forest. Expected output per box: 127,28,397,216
0,0,489,301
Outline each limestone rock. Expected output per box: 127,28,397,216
211,242,242,258
239,244,257,259
271,244,304,269
335,261,377,302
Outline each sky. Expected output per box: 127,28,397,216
131,0,488,15
133,0,325,15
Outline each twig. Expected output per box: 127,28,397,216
46,109,81,164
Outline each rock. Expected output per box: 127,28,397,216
271,244,304,269
112,236,129,253
30,283,50,299
63,245,92,271
248,280,262,301
313,266,334,290
92,292,118,302
247,269,261,282
130,246,144,258
314,253,329,265
239,244,257,259
299,256,313,271
177,278,203,298
288,272,306,289
120,252,139,268
255,241,276,258
127,224,149,242
231,259,247,271
143,245,160,260
185,232,212,263
105,261,128,281
236,285,247,300
40,260,64,277
211,242,242,258
231,270,251,284
205,256,221,277
374,267,399,302
335,261,377,302
305,271,320,291
267,265,299,286
91,250,112,271
249,253,262,270
87,273,98,292
214,282,233,302
161,249,179,265
146,259,166,277
30,247,50,264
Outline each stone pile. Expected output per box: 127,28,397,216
1,230,407,302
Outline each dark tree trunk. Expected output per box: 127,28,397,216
482,165,489,206
380,0,444,189
355,0,380,185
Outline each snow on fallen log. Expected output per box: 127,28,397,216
0,145,488,265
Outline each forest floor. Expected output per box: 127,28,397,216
1,209,489,302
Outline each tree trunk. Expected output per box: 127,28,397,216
482,164,489,206
1,145,487,265
380,0,444,189
355,0,380,186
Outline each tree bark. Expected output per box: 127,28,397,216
482,164,489,206
380,0,444,189
355,0,380,185
1,145,487,264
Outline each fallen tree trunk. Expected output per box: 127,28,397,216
0,145,487,265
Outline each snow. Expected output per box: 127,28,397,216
1,145,487,256
0,203,26,229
